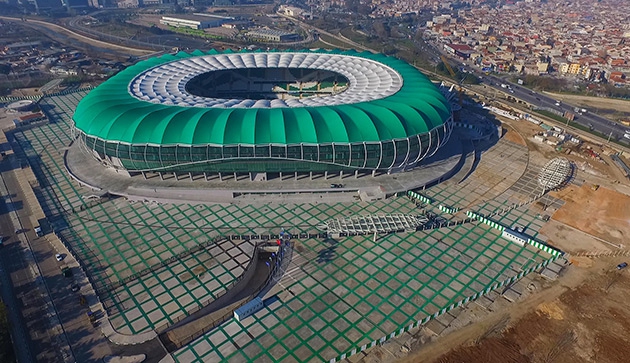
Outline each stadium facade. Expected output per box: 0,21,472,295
72,49,453,179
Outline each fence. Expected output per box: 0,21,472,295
534,106,564,117
104,235,226,294
0,86,94,104
408,191,460,215
572,250,630,258
0,94,43,103
466,211,564,257
453,121,496,141
407,191,433,205
43,86,95,97
466,211,505,231
437,204,459,214
327,253,562,363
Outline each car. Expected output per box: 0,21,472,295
535,97,541,101
330,184,343,188
55,253,64,262
61,266,73,278
87,311,96,323
71,284,80,292
617,262,628,270
555,102,561,106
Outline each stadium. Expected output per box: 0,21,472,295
72,49,453,179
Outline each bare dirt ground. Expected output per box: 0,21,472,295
129,14,164,29
390,120,630,363
501,124,527,146
550,184,630,246
539,220,617,253
400,257,630,363
7,87,42,97
0,16,151,57
504,115,629,193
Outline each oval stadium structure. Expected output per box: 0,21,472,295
73,49,453,177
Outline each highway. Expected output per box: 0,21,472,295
0,16,153,59
473,73,630,146
6,12,628,147
0,160,57,363
276,17,629,146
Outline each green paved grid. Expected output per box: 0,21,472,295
173,222,551,363
13,94,257,333
418,138,530,215
92,198,417,333
107,239,254,334
13,92,556,355
13,93,423,334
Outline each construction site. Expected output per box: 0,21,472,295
1,66,630,363
395,88,630,363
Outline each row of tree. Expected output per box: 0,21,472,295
519,75,568,92
0,302,15,363
522,75,630,99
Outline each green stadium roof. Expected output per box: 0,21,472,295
73,49,451,146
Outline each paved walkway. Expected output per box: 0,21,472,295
64,132,468,205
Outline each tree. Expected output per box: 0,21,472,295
0,302,15,363
372,21,389,39
0,64,10,75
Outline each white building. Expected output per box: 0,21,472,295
160,13,234,30
246,29,300,42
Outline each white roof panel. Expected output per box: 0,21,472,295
128,52,403,109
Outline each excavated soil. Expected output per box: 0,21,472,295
502,125,527,146
549,184,630,246
432,258,630,363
